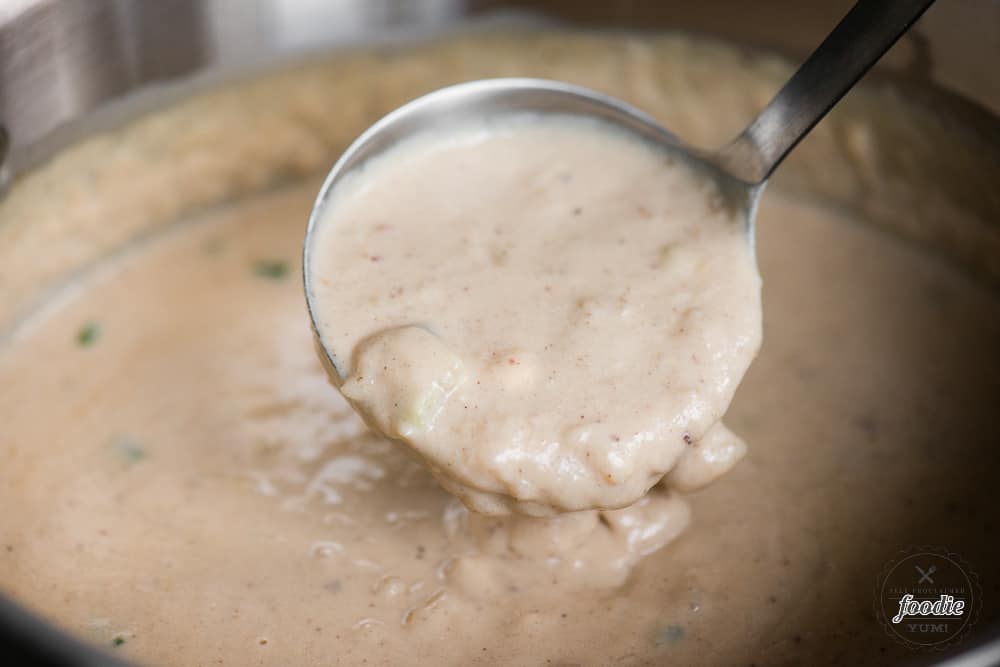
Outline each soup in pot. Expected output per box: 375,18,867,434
1,32,998,667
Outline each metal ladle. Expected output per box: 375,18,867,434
304,0,934,381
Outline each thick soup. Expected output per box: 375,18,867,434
307,117,761,516
1,32,998,667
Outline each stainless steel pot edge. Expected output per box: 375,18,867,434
0,0,553,186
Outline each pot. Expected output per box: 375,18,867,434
0,2,998,665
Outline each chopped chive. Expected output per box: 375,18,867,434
111,436,146,464
253,259,290,280
653,244,675,269
112,636,126,647
77,322,101,347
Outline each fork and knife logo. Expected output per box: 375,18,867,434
875,548,981,650
915,564,936,584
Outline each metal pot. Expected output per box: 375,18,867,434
0,2,997,665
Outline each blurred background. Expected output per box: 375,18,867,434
1,0,998,177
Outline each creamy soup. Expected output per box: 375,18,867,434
307,117,761,516
1,32,998,667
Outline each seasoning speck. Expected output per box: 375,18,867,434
112,636,126,647
77,322,101,347
202,238,226,255
253,259,289,280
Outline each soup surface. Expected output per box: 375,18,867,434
1,33,999,667
2,180,999,665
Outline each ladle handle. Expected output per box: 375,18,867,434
716,0,935,185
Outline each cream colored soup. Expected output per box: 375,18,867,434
308,118,761,515
1,180,998,667
1,31,998,667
